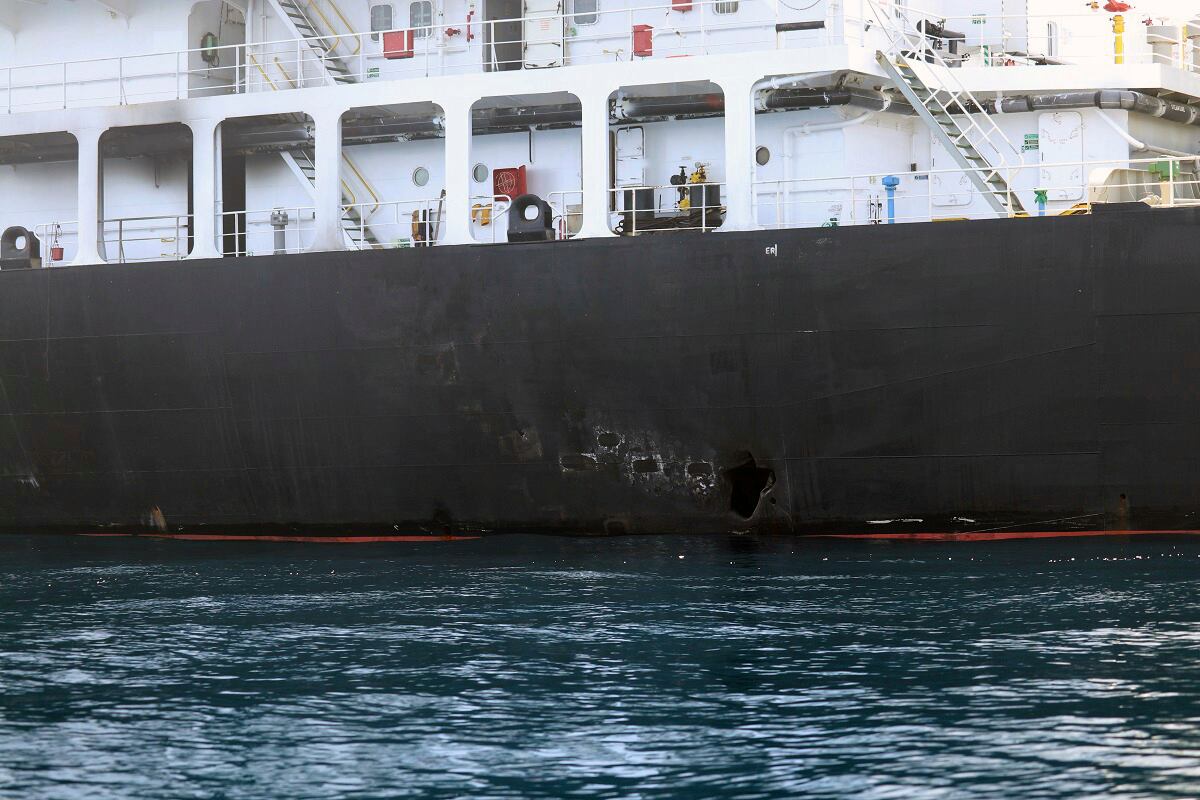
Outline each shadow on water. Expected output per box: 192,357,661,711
2,533,1200,799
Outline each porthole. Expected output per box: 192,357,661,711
755,146,771,166
412,166,430,187
472,163,489,183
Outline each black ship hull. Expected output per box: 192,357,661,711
1,204,1197,539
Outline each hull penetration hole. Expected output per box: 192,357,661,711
724,455,776,519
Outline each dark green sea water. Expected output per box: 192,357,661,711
2,534,1200,799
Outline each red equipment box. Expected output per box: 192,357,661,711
633,24,653,57
383,30,415,59
493,165,527,199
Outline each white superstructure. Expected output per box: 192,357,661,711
1,0,1199,264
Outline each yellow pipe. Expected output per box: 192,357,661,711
1114,14,1125,65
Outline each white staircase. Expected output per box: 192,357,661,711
282,149,384,250
869,1,1027,217
262,0,385,249
267,0,359,85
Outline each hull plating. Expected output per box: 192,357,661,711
0,205,1195,537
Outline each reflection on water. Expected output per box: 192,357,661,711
2,534,1200,799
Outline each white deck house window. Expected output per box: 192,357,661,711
371,4,394,39
410,1,434,38
714,1,738,13
569,0,598,26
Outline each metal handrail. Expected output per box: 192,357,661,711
100,214,192,262
868,0,1024,168
547,189,585,240
342,197,445,248
217,205,315,257
4,1,1193,116
752,154,1200,228
342,154,381,213
1,0,782,113
298,0,363,57
28,154,1200,263
472,194,515,243
608,182,726,234
254,58,383,218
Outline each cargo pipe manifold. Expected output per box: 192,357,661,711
986,90,1200,159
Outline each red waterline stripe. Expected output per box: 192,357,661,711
818,530,1200,542
79,533,480,543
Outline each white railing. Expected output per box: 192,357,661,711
342,197,446,249
101,214,192,263
0,0,808,114
610,182,726,234
3,3,1198,116
33,221,78,266
548,190,585,239
884,2,1200,71
753,155,1200,229
869,0,1024,171
23,156,1200,265
219,206,315,257
471,194,516,243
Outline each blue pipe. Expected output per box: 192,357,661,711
1035,189,1048,217
882,175,900,224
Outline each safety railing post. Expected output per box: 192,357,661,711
1006,166,1013,218
628,6,634,60
1169,157,1178,207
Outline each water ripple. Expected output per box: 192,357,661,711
2,535,1200,799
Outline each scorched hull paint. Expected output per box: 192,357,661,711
0,203,1196,538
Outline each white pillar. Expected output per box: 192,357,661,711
188,118,222,260
578,87,616,239
441,97,474,246
72,127,105,266
310,111,346,252
717,75,759,232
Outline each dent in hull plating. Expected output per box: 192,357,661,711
0,204,1196,536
